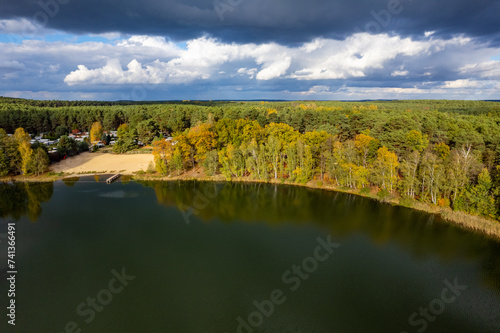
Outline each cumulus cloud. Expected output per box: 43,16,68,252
64,33,486,86
65,59,154,85
291,34,433,80
1,30,500,100
64,37,294,84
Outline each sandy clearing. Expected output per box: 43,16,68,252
50,152,154,175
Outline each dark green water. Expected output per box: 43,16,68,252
1,179,500,333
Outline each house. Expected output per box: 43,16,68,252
165,137,177,145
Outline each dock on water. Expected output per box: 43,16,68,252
106,174,121,184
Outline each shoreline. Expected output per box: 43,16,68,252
2,172,500,241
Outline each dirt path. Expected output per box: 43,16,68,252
50,152,154,175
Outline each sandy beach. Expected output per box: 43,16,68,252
50,152,154,175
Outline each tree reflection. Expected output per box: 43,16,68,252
139,180,500,294
0,182,53,222
62,177,80,187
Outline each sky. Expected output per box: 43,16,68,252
0,0,499,101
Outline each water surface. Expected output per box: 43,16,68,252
0,179,499,332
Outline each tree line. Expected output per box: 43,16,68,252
151,117,499,219
0,98,499,219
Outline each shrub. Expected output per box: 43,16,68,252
377,189,391,202
437,197,450,207
359,187,370,195
147,161,156,174
400,195,414,208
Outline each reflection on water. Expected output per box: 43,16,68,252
0,180,499,332
0,182,53,222
62,177,80,187
139,180,500,294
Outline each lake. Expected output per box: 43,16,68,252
1,178,500,332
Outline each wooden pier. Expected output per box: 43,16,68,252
106,174,121,184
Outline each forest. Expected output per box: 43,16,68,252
0,97,499,220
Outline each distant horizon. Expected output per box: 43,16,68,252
2,96,500,103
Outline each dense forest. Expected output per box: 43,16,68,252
0,97,499,220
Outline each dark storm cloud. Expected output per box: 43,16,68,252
1,0,499,43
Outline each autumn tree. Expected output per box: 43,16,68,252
434,143,450,160
294,139,314,183
90,121,103,143
354,131,378,167
318,136,334,180
174,132,195,169
372,146,399,191
265,123,300,148
400,151,420,198
325,140,344,186
171,147,184,175
215,119,264,149
202,150,219,176
219,143,246,179
266,135,282,179
218,144,234,179
285,143,298,181
152,139,175,174
245,139,259,178
186,123,217,164
14,128,33,175
421,152,445,204
406,130,429,153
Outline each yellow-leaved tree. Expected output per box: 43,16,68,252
90,121,103,143
372,146,399,191
152,139,175,174
14,128,33,175
354,131,379,167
